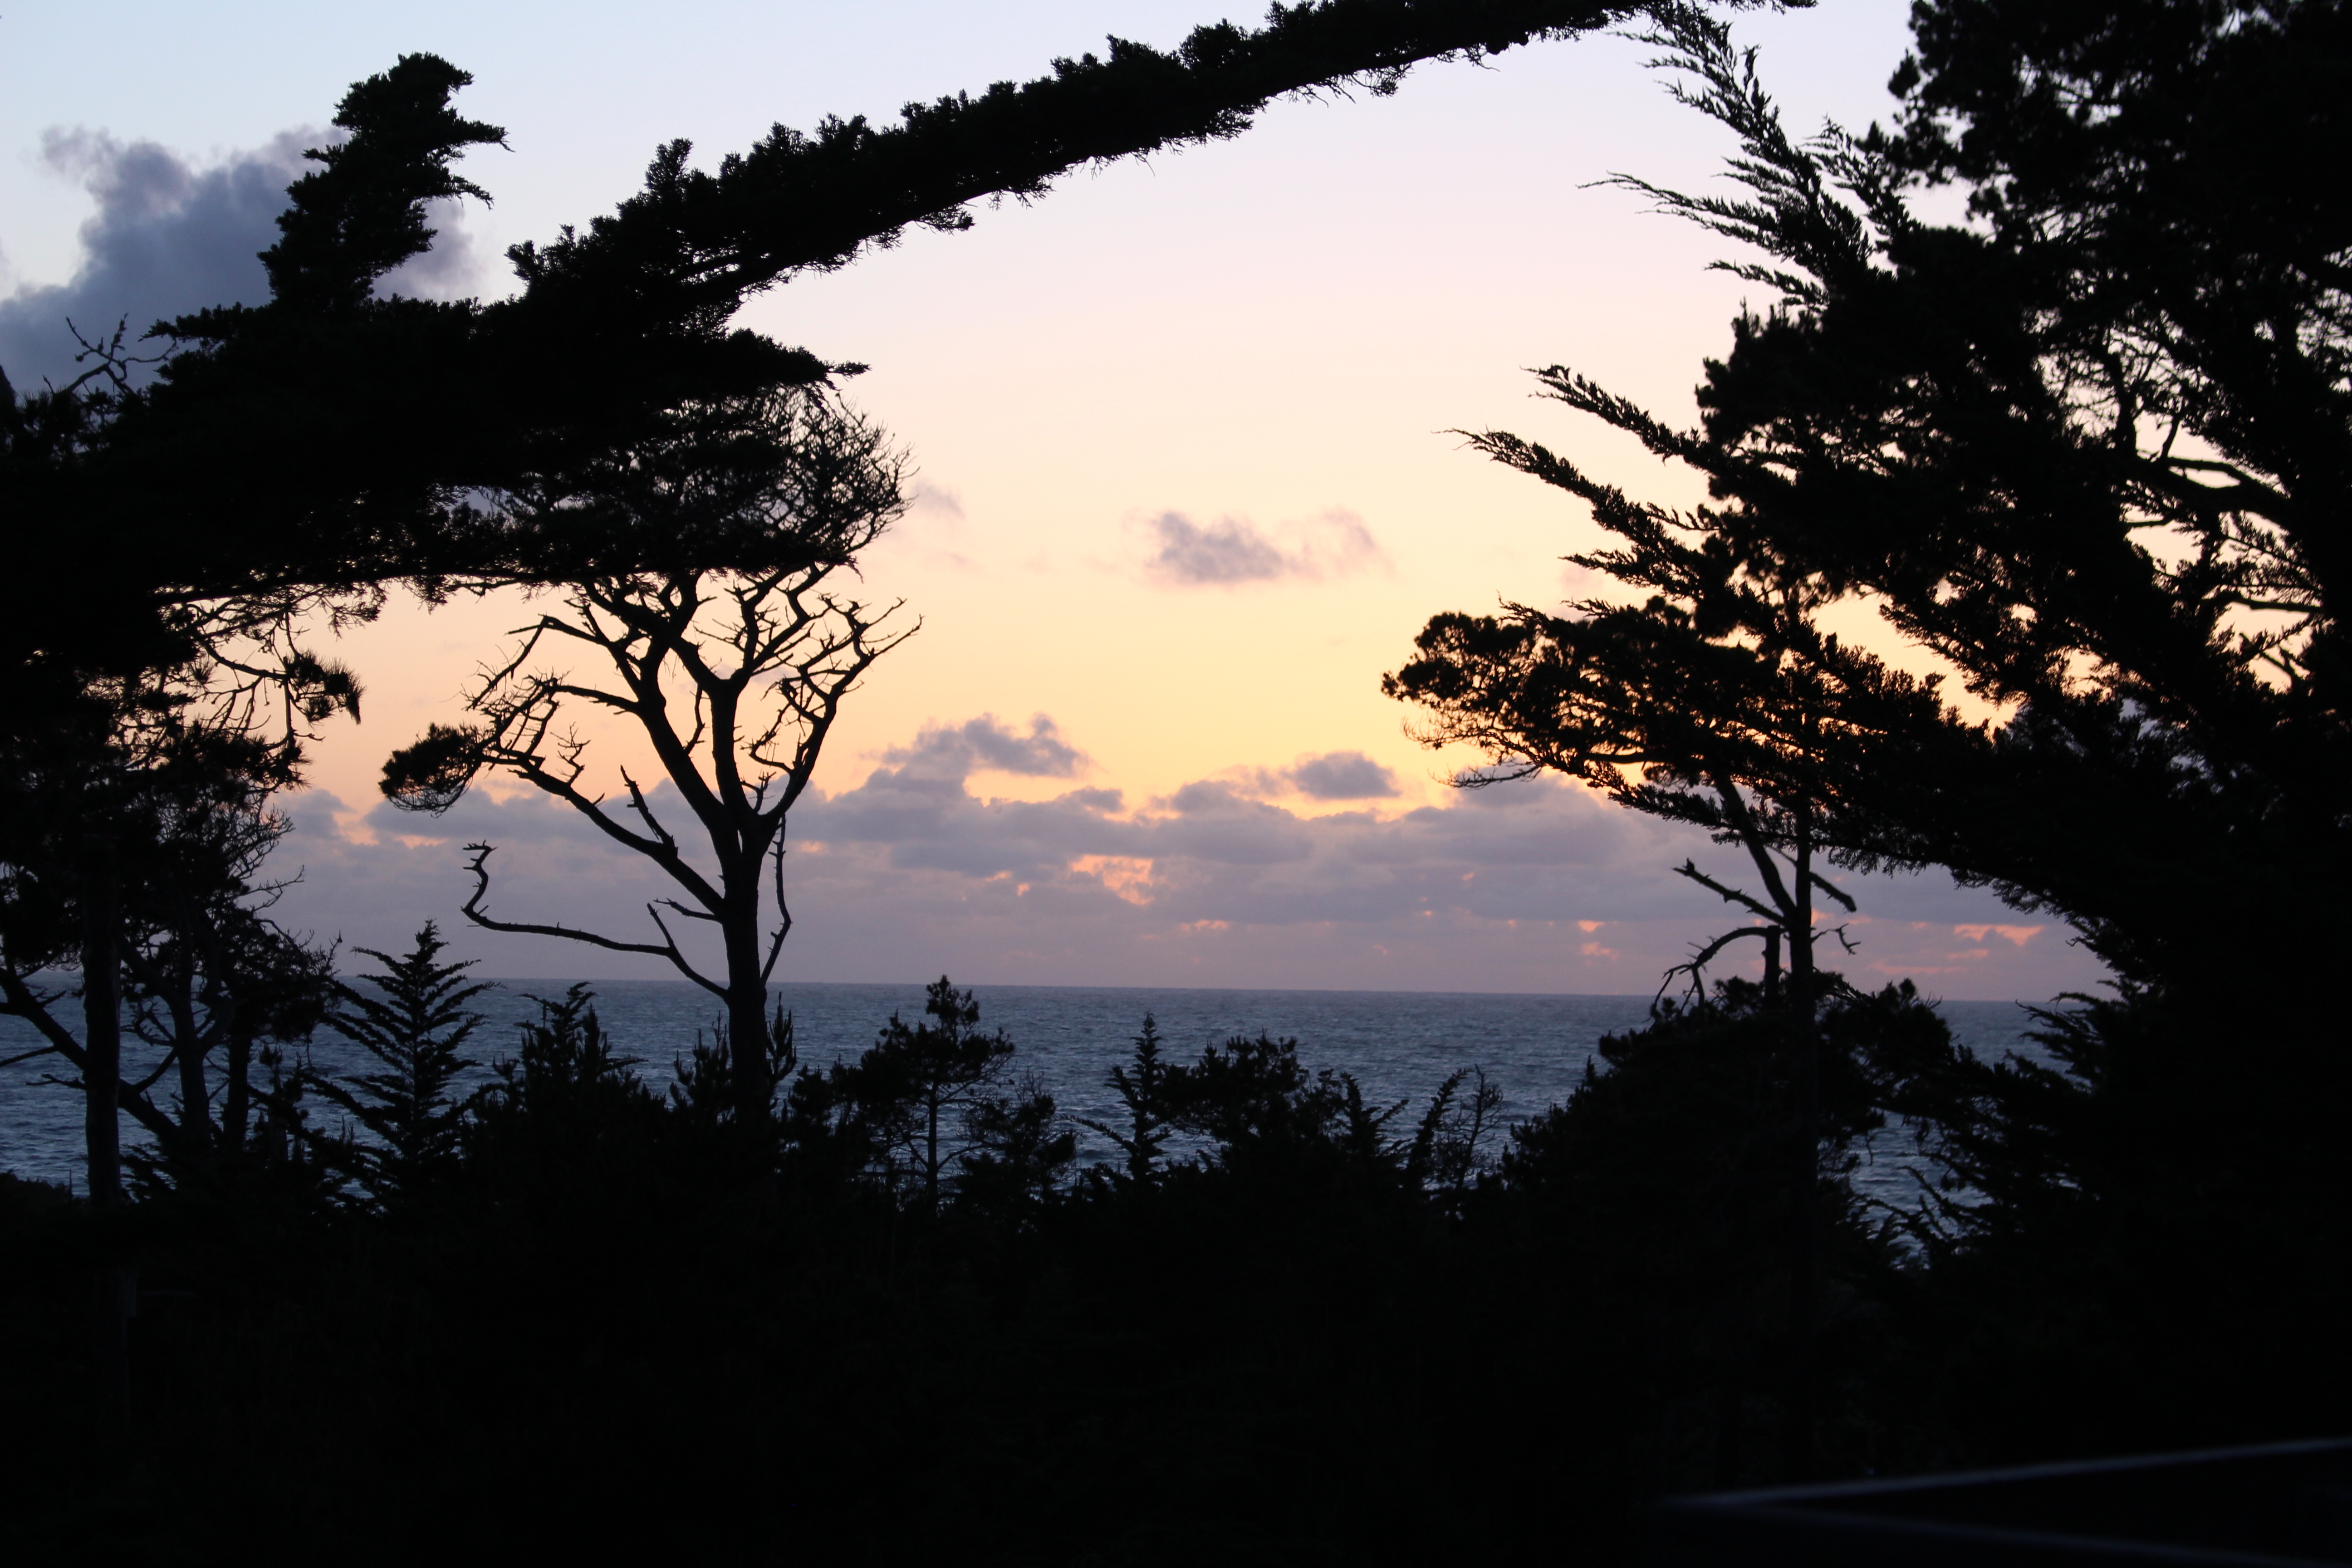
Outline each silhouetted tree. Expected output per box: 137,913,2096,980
841,978,1021,1210
1383,397,1940,1467
958,1072,1078,1218
0,680,342,1205
310,922,489,1207
1405,1063,1505,1196
6,3,1654,1191
1493,975,1925,1486
456,984,681,1206
1426,0,2349,1019
10,5,1646,709
508,1,1646,320
5,4,1658,1180
0,56,462,1228
380,384,908,1126
1155,1031,1410,1184
1078,1013,1178,1186
1399,0,2352,1457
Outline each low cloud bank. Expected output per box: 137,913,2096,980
267,716,2107,1001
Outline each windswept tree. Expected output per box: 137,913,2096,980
1384,513,1908,1480
1441,0,2352,1017
0,54,485,1225
1397,0,2352,1454
1386,488,1951,1012
10,1,1653,701
381,384,911,1125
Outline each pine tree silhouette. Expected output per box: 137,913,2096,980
315,921,490,1206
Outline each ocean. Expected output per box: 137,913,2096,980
0,979,2054,1208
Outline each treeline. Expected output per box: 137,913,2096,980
1,931,1994,1561
7,919,2332,1559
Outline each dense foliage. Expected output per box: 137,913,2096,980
0,955,1950,1560
1388,0,2352,1466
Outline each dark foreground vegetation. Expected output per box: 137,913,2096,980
4,954,2293,1564
6,951,2347,1562
5,0,2348,1559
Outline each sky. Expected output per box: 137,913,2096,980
0,2,2107,999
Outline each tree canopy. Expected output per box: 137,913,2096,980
9,0,1661,695
1393,0,2349,1002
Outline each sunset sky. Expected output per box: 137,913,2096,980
0,1,2103,998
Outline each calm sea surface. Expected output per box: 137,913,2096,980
0,980,2053,1208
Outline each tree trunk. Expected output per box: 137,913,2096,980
81,841,123,1205
223,1024,253,1166
726,982,771,1126
721,865,773,1127
924,1091,942,1210
80,836,131,1431
1784,814,1820,1481
170,981,214,1173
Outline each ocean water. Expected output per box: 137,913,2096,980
0,980,2054,1209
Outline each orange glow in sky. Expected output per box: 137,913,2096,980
0,2,2105,997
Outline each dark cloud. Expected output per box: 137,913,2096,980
882,714,1087,779
0,128,484,391
0,129,302,387
1285,750,1400,800
1141,508,1383,588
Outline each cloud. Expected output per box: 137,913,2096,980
1143,512,1287,584
0,127,484,391
908,480,965,518
0,129,303,388
1283,750,1400,800
266,717,2112,1000
881,713,1088,780
1140,508,1384,588
372,196,486,301
1953,923,2044,947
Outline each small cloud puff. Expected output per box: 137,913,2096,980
1140,508,1384,588
883,713,1087,780
1284,750,1399,800
908,480,965,519
1226,750,1402,802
